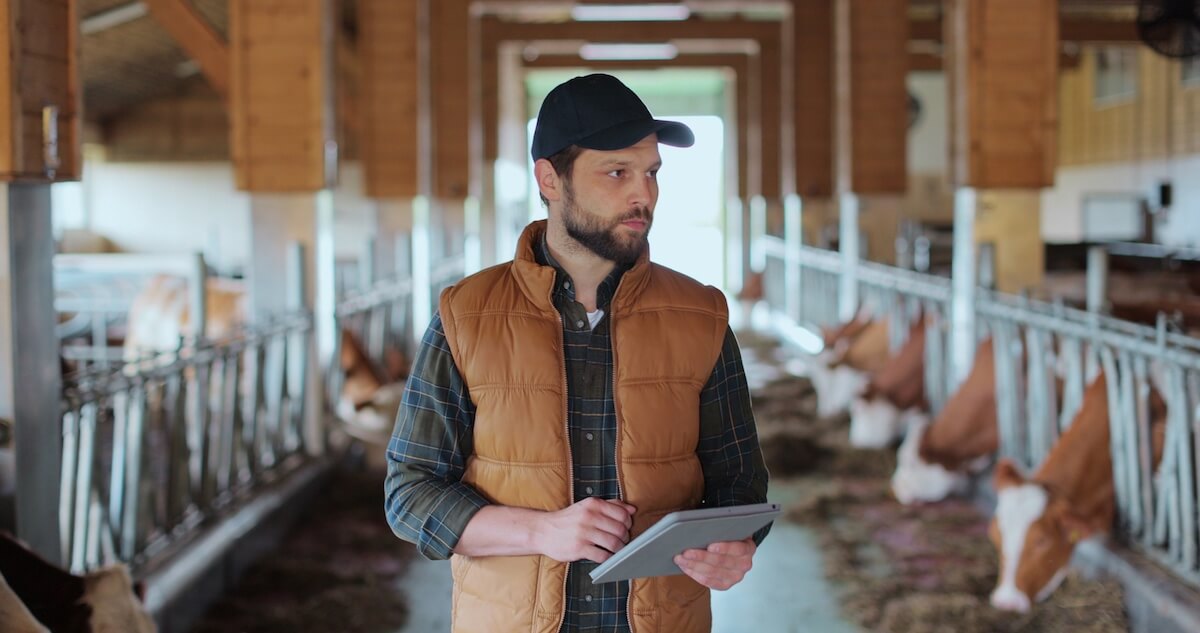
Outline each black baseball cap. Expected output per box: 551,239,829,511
531,73,695,161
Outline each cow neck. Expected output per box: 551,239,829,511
1032,377,1114,519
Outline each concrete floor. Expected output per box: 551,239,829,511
393,479,861,633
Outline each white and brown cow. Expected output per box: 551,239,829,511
891,339,998,504
812,317,892,418
848,319,929,448
0,532,155,633
988,373,1167,612
122,274,408,442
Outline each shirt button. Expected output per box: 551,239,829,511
575,320,585,328
585,486,594,495
564,281,571,290
584,594,593,603
585,432,594,441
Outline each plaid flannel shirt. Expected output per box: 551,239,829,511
385,238,769,632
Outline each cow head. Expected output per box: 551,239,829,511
82,565,156,633
988,458,1100,612
849,391,925,449
890,420,968,504
813,364,868,418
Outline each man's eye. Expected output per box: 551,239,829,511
608,170,624,178
648,170,659,179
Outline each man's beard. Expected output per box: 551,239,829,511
561,180,651,265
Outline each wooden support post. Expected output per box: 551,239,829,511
946,0,1057,295
231,0,337,452
0,0,80,564
359,0,420,199
833,0,908,308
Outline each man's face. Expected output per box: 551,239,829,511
559,134,662,265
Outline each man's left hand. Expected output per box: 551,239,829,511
673,537,756,591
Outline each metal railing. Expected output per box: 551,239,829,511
54,253,209,371
754,224,1200,589
329,275,415,407
976,290,1200,587
58,311,314,574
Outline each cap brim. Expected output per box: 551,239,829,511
575,118,695,152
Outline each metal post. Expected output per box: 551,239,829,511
949,187,978,390
783,194,803,322
749,195,767,273
411,195,433,336
1086,245,1109,313
0,183,62,564
725,197,743,294
464,195,481,275
360,237,377,291
838,192,859,322
977,242,996,290
189,252,208,341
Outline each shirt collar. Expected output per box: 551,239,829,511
536,234,628,310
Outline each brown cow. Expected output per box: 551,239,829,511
848,319,928,448
120,275,409,445
0,532,155,633
988,373,1167,612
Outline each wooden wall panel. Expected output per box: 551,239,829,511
230,0,331,192
793,0,833,198
947,0,1057,188
432,0,470,198
0,0,81,182
834,0,907,194
105,82,228,161
360,0,419,197
1059,47,1200,167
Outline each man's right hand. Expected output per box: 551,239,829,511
536,498,636,564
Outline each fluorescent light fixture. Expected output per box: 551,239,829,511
571,3,691,22
81,1,149,35
580,43,679,61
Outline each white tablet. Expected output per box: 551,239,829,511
588,502,781,584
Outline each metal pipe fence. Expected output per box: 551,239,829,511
756,234,1200,589
329,276,415,407
58,311,313,574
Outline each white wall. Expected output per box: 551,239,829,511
907,72,948,175
85,162,251,274
55,160,382,276
1042,154,1200,247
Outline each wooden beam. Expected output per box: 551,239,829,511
144,0,229,99
482,15,779,43
911,15,1139,44
946,0,1058,188
794,0,834,198
835,0,908,195
433,0,471,198
359,0,419,197
0,0,82,182
230,0,334,192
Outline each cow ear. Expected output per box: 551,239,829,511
992,458,1025,489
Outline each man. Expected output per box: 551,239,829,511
385,73,770,633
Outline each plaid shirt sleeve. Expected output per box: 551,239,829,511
384,311,490,560
697,326,772,544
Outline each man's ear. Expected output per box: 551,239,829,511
534,159,563,204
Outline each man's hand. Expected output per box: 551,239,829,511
535,498,637,564
673,537,756,590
